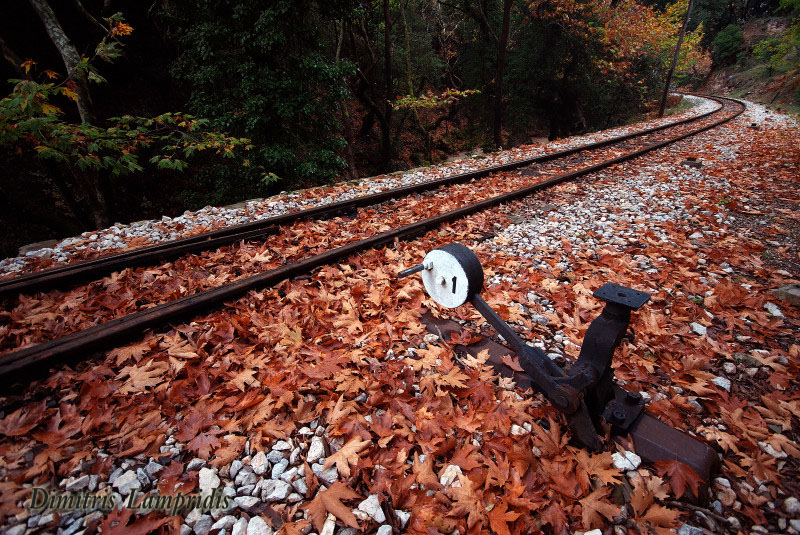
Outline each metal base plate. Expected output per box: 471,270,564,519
593,283,651,310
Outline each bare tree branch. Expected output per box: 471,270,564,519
0,35,31,79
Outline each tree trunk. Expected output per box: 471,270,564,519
657,0,694,118
493,0,512,148
28,0,97,125
401,5,431,161
28,0,111,228
382,0,393,170
336,20,359,181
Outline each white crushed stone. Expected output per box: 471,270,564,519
612,451,641,471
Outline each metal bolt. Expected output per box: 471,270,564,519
625,390,642,403
612,409,626,424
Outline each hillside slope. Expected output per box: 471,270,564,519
701,17,800,114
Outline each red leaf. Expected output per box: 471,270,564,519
653,460,704,499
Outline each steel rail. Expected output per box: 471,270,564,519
0,97,724,300
0,96,744,386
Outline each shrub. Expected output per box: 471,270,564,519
712,24,744,64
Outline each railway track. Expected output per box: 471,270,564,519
0,96,724,299
0,95,745,388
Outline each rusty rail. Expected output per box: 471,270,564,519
0,96,745,389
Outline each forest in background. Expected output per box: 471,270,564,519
0,0,797,258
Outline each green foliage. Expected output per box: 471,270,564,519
0,78,258,180
712,24,744,63
393,89,481,110
753,2,800,73
162,1,355,186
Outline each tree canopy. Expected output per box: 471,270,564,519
4,0,789,256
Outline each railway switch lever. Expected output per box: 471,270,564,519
400,243,719,492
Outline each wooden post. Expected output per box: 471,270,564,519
658,0,694,118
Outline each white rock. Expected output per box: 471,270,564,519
232,518,248,535
193,515,213,535
272,440,292,451
144,461,164,479
211,516,236,531
236,468,257,487
251,451,269,476
395,509,411,528
311,463,338,484
357,494,386,523
234,496,261,512
677,524,703,535
230,459,243,479
271,459,289,479
198,467,220,494
65,475,91,491
690,322,707,336
112,470,140,495
784,497,800,514
759,441,787,459
320,513,337,535
265,450,285,463
307,436,326,464
439,464,462,487
247,516,273,535
262,480,291,502
376,525,392,535
3,525,25,535
186,458,206,472
711,376,731,392
292,477,308,495
611,451,641,471
764,302,784,318
185,508,203,526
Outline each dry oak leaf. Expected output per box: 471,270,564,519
501,354,524,372
579,486,620,529
640,504,681,533
97,506,169,535
460,348,491,369
575,449,623,486
0,399,46,437
305,481,361,532
323,437,371,478
488,501,521,535
629,473,669,517
653,460,703,499
446,474,485,532
108,340,153,366
115,360,169,394
413,452,444,490
539,501,569,535
230,368,261,392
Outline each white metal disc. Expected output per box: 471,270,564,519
420,248,471,308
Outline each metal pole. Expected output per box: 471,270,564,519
658,0,695,118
